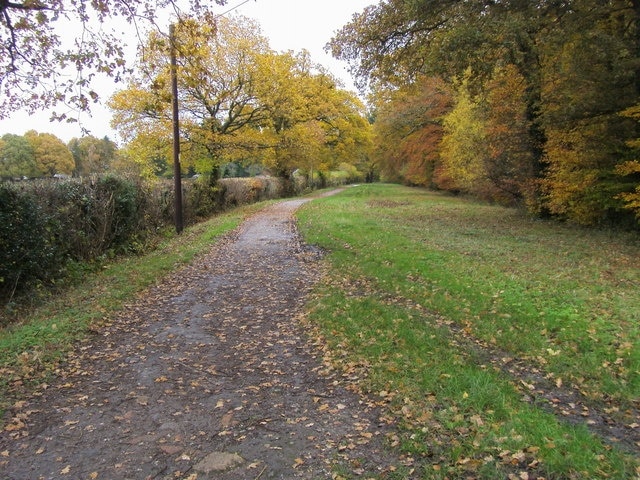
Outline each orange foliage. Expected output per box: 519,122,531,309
373,76,452,187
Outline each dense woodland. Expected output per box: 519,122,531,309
330,0,640,227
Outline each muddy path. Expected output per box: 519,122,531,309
2,191,637,480
0,192,405,480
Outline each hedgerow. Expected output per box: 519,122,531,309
0,174,286,309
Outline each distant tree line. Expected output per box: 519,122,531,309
330,0,640,227
0,132,119,179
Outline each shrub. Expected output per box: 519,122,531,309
0,183,63,300
183,175,227,223
218,176,283,206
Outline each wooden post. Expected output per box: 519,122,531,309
170,23,184,234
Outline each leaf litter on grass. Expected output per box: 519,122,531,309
0,193,413,480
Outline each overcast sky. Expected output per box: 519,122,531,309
0,0,374,144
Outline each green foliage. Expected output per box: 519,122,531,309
0,176,153,304
0,200,252,414
0,184,62,300
0,173,307,307
0,134,39,178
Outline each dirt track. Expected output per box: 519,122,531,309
0,193,406,479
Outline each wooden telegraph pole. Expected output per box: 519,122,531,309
170,23,184,234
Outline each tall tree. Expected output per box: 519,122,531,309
439,70,489,196
372,75,452,187
0,0,227,118
68,135,118,176
483,63,536,207
111,20,372,182
109,15,272,175
24,130,74,176
331,0,640,226
539,0,638,224
0,133,39,178
616,104,640,219
256,50,372,180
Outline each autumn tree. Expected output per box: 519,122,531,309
68,135,118,177
331,0,640,226
111,17,371,184
329,1,546,90
439,70,489,196
372,76,452,187
0,0,227,119
483,64,536,207
615,105,640,219
0,133,39,178
24,130,74,176
539,0,638,224
254,50,372,182
110,15,271,176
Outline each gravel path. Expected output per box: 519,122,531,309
0,193,405,480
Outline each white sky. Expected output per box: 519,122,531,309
0,0,373,144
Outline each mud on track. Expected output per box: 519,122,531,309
0,193,406,480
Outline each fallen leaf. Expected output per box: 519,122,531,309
4,420,25,432
60,465,71,474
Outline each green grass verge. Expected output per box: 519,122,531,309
297,184,639,479
0,202,267,417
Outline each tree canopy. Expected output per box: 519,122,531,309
331,0,640,226
0,133,38,178
24,130,74,176
0,0,227,119
109,15,372,181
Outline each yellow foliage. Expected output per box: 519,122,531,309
615,160,640,218
440,70,487,192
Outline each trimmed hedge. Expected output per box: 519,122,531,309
0,175,285,305
0,185,61,298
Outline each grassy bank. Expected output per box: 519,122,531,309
297,184,639,479
0,201,268,417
